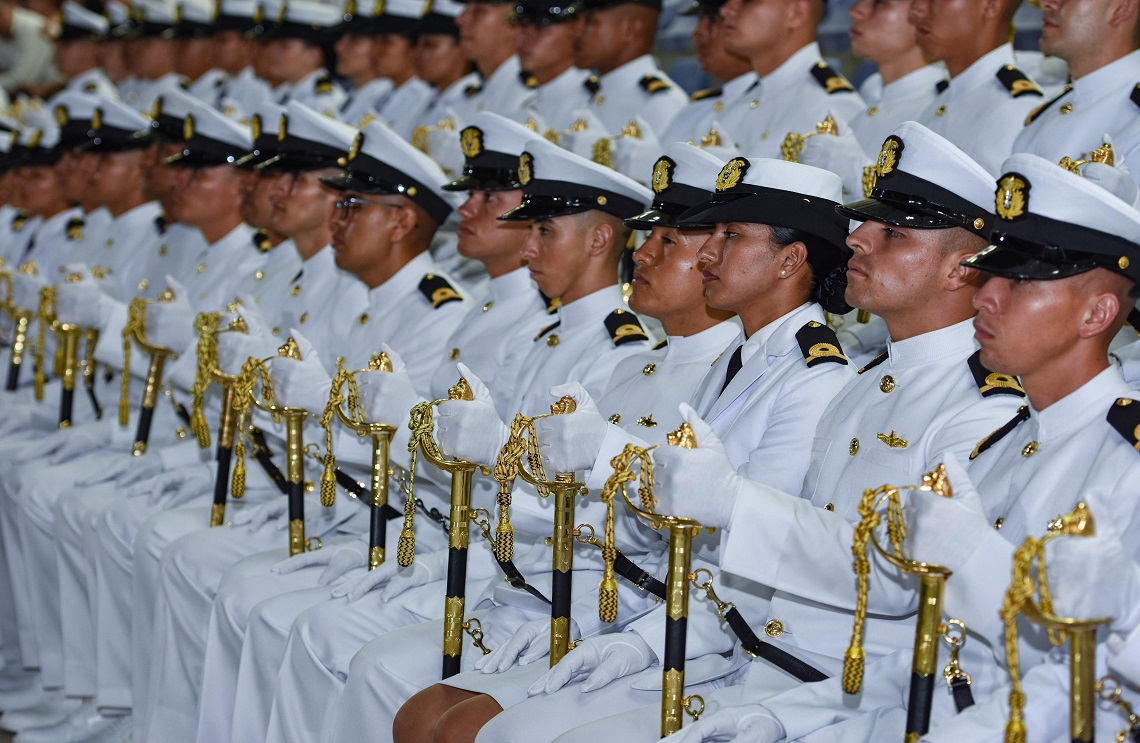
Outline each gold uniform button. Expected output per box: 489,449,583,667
714,101,723,112
642,363,656,376
138,279,148,292
272,326,280,336
546,334,559,347
866,105,878,116
197,263,207,273
764,620,784,638
255,270,264,280
608,414,621,424
159,246,168,256
636,415,657,428
449,348,460,360
849,437,859,455
594,94,605,104
105,238,113,247
358,313,369,325
880,375,895,393
483,301,493,312
1059,103,1073,114
935,104,947,117
824,503,835,511
1021,441,1038,457
299,312,308,324
993,517,1004,530
291,285,302,296
759,131,769,141
749,99,760,109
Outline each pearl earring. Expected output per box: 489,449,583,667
779,270,787,277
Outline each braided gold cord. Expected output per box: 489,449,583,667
844,486,906,694
318,359,360,508
33,286,55,400
189,311,222,449
597,445,654,623
490,414,546,563
229,356,280,499
400,399,441,565
120,297,146,426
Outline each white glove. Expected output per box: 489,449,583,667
903,452,992,569
356,344,423,428
74,455,162,486
435,363,509,466
528,632,656,695
145,276,196,353
230,498,287,530
534,382,608,473
474,616,581,674
271,541,367,584
1047,500,1140,634
798,115,868,201
55,268,113,328
327,559,403,601
650,403,745,528
215,314,277,377
10,270,46,310
665,704,781,743
1076,135,1140,208
271,330,331,413
42,426,108,464
129,467,212,508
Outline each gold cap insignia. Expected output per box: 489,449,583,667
715,157,749,192
183,114,195,141
348,131,363,161
651,156,674,194
519,151,533,186
460,126,483,159
995,174,1029,221
250,114,262,141
278,114,288,142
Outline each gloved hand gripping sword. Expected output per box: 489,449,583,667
403,376,490,678
4,262,36,391
119,291,180,455
493,396,584,666
1001,502,1109,743
603,423,709,738
231,337,323,556
317,353,397,570
845,464,972,742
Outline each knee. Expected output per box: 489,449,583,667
394,685,453,743
432,693,501,743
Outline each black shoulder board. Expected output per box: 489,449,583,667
970,405,1030,460
795,321,849,368
810,62,855,94
1131,83,1140,110
689,86,722,102
1108,397,1140,450
315,76,335,95
464,82,483,98
604,309,648,346
154,215,168,235
857,352,887,375
996,65,1042,98
520,70,539,89
419,273,463,308
252,229,273,252
534,320,560,342
65,216,84,241
967,350,1025,397
539,291,560,315
935,79,949,94
653,339,668,350
639,75,671,94
584,75,600,95
1024,86,1071,125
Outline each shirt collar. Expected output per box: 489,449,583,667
208,223,254,252
368,249,435,305
759,42,823,94
885,317,977,368
557,283,626,329
739,302,823,364
599,54,659,90
947,43,1015,93
489,265,538,302
664,318,742,361
112,201,162,230
1030,365,1133,441
880,63,946,100
1071,49,1140,104
484,55,522,94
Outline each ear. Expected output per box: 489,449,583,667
979,0,1004,21
387,202,418,242
785,0,812,30
944,253,983,292
779,241,810,278
586,218,615,257
1107,0,1139,29
1079,291,1124,338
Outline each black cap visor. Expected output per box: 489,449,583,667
625,182,708,230
836,171,991,237
498,179,643,221
964,221,1140,285
164,142,247,167
320,157,452,225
